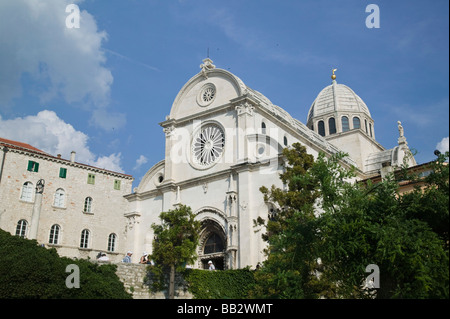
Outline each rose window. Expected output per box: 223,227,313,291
202,87,215,103
197,83,216,106
192,125,225,167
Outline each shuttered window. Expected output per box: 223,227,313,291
27,160,39,172
59,167,67,178
87,173,95,184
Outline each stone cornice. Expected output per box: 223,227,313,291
124,158,282,202
2,143,133,180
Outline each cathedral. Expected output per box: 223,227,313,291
123,58,417,269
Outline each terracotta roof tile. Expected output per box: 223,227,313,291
0,137,48,154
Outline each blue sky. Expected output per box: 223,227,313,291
0,0,448,188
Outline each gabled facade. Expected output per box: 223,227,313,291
124,59,416,269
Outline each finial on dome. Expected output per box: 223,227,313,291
331,68,337,81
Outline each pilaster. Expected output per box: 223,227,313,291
29,179,44,240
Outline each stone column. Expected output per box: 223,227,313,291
226,172,239,269
29,179,44,240
235,100,255,163
124,212,141,263
162,123,175,183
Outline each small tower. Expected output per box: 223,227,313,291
306,70,383,172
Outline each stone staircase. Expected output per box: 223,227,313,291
112,262,193,299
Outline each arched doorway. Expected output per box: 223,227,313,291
198,219,227,270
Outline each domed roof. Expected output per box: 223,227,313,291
307,80,371,124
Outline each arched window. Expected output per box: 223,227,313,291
108,233,117,252
20,182,33,202
54,188,65,208
49,224,60,245
328,118,336,135
268,205,277,221
16,219,28,238
341,116,349,132
365,119,368,134
353,117,361,130
203,233,224,255
318,121,325,136
84,197,92,213
369,123,373,137
283,136,288,146
261,122,266,134
80,229,90,248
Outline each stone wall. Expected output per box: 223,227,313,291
0,147,133,263
112,262,193,299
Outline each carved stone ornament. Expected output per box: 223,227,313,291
126,215,139,231
36,179,45,194
124,212,141,232
163,125,175,137
397,121,404,138
199,58,216,79
235,102,255,116
228,193,237,204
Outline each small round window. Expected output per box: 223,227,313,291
197,83,216,107
154,173,164,186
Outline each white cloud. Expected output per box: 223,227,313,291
133,155,148,171
0,0,123,130
93,153,124,173
436,137,449,154
0,110,124,173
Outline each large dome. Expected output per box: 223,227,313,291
307,80,371,125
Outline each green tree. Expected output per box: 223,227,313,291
400,151,449,249
150,204,201,299
253,143,331,298
0,229,131,299
318,173,448,298
252,143,449,299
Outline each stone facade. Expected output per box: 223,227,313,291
124,59,417,270
0,138,134,262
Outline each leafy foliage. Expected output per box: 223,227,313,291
150,204,201,297
252,143,449,299
254,143,333,298
0,229,132,299
184,268,256,299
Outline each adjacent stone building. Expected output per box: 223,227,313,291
0,137,133,262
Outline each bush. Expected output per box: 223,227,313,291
183,268,256,299
0,229,131,299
